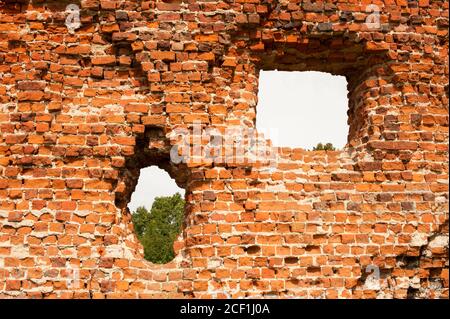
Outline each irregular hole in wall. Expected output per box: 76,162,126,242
256,70,349,150
128,166,186,264
115,125,189,264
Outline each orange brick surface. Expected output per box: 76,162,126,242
0,0,448,299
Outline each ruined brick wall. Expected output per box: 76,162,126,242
0,0,448,298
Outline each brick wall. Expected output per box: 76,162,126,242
0,0,448,298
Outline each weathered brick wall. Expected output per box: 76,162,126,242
0,0,448,298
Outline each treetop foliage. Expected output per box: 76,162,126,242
131,193,185,264
312,142,336,151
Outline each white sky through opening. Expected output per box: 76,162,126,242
127,166,185,213
256,70,349,150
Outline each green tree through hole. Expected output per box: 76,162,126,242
312,142,336,151
131,193,185,264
